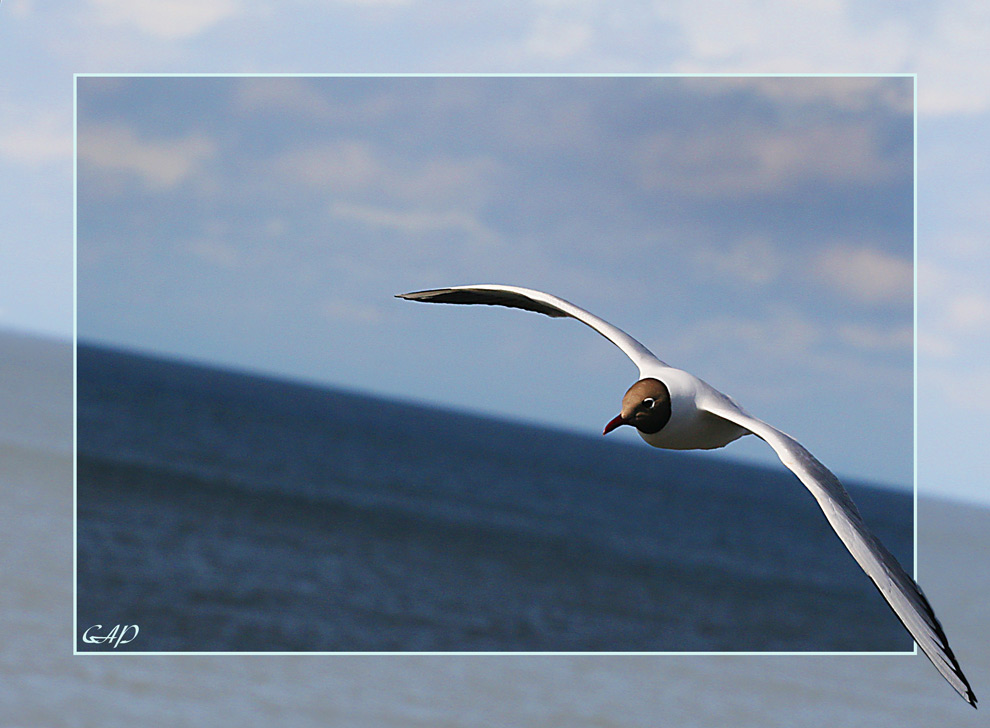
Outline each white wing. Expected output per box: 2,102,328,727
396,284,665,373
702,397,976,708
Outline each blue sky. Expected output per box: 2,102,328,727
76,75,914,488
1,0,989,505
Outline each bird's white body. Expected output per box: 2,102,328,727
397,283,976,708
636,363,748,450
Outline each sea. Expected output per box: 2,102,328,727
75,342,915,654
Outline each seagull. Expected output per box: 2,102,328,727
397,283,976,708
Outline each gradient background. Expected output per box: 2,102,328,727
2,1,989,725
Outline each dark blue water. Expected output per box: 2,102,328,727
76,343,913,653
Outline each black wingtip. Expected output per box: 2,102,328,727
394,287,571,318
395,289,437,301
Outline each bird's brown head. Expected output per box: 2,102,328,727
603,377,672,435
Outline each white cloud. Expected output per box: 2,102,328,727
945,291,990,331
672,308,821,362
277,138,500,208
330,200,500,244
659,0,904,71
88,0,239,40
5,0,34,17
837,322,913,353
695,235,781,285
0,110,71,167
635,119,902,199
914,0,990,114
78,123,215,190
917,329,955,359
655,0,990,116
524,17,594,60
918,256,990,359
919,286,990,360
279,139,382,190
234,78,336,119
918,247,990,420
935,367,990,413
735,77,914,116
814,245,912,306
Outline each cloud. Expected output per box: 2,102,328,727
277,137,500,208
78,123,215,190
658,0,903,71
814,245,912,306
0,110,72,167
88,0,239,40
917,329,955,359
734,77,914,116
636,119,905,199
233,78,337,120
935,367,990,413
5,0,34,17
278,139,382,191
837,322,913,353
330,200,500,244
918,268,990,359
918,249,990,420
654,0,990,116
913,0,990,114
672,308,822,362
694,235,782,286
524,16,594,60
945,291,990,331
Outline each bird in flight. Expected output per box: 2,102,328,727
397,283,976,708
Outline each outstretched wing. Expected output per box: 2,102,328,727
397,284,665,373
702,398,976,708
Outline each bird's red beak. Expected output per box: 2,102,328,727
602,413,626,435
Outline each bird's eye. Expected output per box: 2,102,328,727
643,398,655,409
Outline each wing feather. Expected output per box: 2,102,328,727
703,398,976,708
397,284,664,372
